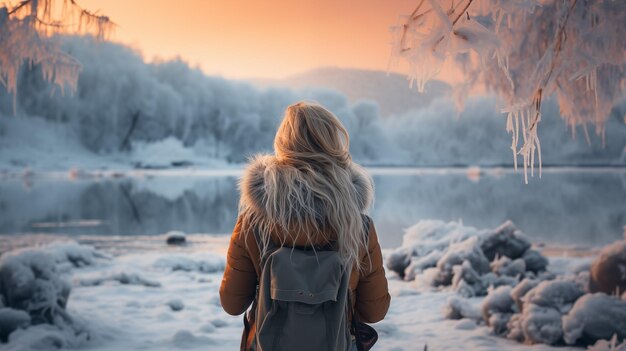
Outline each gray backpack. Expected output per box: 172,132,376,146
248,229,352,351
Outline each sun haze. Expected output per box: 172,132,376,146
77,0,422,80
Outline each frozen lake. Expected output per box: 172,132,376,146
1,167,624,249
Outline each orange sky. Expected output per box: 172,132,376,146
78,0,418,80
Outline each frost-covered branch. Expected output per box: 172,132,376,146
390,0,626,182
0,0,113,112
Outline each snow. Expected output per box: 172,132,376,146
1,229,622,351
386,219,626,348
389,0,626,180
130,138,228,170
0,308,30,341
562,293,626,345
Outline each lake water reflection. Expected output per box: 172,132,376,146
1,168,624,249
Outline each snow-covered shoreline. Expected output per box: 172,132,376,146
2,228,622,351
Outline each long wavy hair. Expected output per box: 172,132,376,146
241,102,370,272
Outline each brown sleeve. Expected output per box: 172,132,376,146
219,217,258,316
354,218,391,323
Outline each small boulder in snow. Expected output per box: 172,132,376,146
386,248,411,279
403,250,442,281
435,236,490,286
481,286,516,323
443,296,481,320
168,299,185,312
480,221,531,261
0,250,71,324
519,303,563,345
562,293,626,345
510,278,539,310
522,249,549,274
0,308,31,342
490,256,526,277
523,279,584,313
166,231,187,246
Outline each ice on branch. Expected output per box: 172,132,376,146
0,0,113,111
390,0,626,182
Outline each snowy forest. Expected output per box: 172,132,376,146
1,35,625,169
1,0,625,350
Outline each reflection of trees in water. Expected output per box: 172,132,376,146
0,173,623,247
0,178,240,236
371,172,626,248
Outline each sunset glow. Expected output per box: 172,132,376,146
79,0,417,79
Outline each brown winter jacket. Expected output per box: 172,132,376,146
219,155,391,349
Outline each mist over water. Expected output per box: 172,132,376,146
1,169,624,249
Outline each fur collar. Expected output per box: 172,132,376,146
238,154,374,220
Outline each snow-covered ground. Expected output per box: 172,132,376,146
0,116,230,174
1,228,622,351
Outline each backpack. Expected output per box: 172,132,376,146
246,228,353,351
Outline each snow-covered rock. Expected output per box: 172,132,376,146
443,296,481,320
167,299,185,311
518,303,563,345
79,272,161,287
480,221,531,261
0,249,71,325
5,323,88,351
481,286,516,324
490,256,526,277
0,243,97,349
153,253,225,273
435,236,490,286
400,220,479,257
523,280,584,313
562,293,626,345
165,231,187,245
44,241,110,270
510,278,539,310
403,250,442,281
0,308,30,342
385,248,411,279
522,249,549,273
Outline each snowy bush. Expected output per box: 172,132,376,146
562,293,626,345
389,220,545,291
0,241,105,347
0,243,96,350
0,250,72,325
2,36,624,171
390,219,626,347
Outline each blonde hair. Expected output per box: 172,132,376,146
243,102,370,272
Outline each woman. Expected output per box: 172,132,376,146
219,102,390,350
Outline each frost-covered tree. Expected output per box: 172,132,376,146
390,0,626,182
0,0,112,110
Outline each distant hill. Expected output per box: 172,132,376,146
250,67,451,117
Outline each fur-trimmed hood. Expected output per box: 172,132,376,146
238,154,374,240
